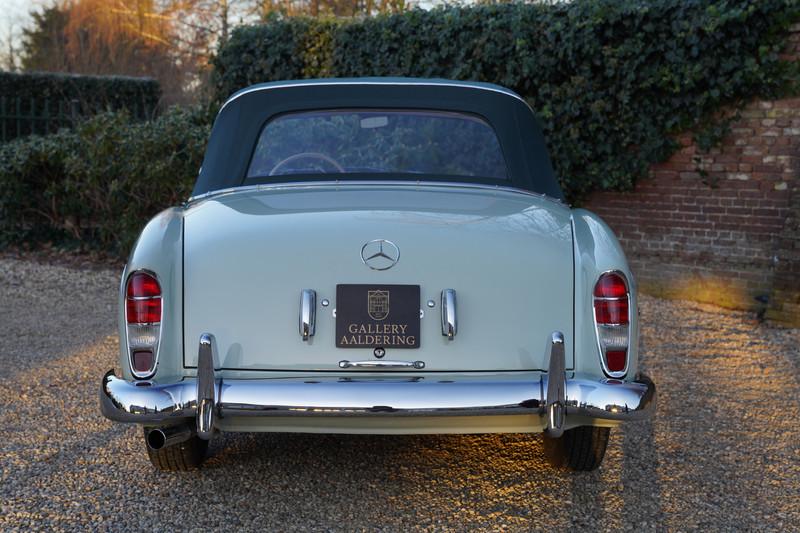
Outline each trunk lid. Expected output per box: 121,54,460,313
183,184,573,372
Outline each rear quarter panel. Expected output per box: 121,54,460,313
118,207,184,380
571,209,640,378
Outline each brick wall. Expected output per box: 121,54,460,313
767,176,800,324
584,28,800,326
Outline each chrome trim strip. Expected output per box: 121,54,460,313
441,289,458,340
186,180,565,206
597,322,628,328
299,289,317,341
220,80,529,113
544,332,566,438
339,360,426,370
100,371,655,422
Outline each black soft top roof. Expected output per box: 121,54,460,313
193,78,563,199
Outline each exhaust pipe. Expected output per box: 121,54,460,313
146,425,193,450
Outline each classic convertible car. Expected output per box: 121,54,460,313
101,78,655,471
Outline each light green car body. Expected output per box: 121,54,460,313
115,181,639,434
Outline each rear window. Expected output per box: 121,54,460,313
246,109,508,181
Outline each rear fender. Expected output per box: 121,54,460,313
118,207,185,381
571,209,639,378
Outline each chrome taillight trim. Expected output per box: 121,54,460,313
592,270,631,379
124,269,163,380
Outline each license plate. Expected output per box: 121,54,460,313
335,284,420,349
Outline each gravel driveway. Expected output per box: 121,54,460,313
1,257,798,531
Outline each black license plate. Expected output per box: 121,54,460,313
335,284,420,349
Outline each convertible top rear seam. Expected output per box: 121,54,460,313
185,180,567,206
219,79,530,113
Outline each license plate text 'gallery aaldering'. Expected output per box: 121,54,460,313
335,284,421,348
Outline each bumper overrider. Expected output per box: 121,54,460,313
100,332,655,439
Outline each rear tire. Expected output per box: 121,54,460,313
143,428,208,471
542,426,610,471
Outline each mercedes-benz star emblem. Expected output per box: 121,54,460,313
361,239,400,270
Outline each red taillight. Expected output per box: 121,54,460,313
127,273,161,298
125,271,161,378
593,273,629,325
126,298,162,324
605,350,627,373
126,272,161,324
132,350,154,373
593,272,630,376
594,298,629,325
593,274,628,298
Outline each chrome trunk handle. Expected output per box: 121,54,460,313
441,289,457,340
299,289,316,341
339,360,426,369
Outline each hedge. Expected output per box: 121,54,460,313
213,0,800,200
0,71,161,141
2,0,799,256
0,108,208,254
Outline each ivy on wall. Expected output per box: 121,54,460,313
213,0,799,200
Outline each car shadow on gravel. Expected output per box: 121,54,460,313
191,424,665,529
620,416,666,528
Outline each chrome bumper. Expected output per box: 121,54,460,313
101,370,655,420
100,333,655,435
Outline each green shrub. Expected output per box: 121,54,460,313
0,107,209,254
213,0,799,200
0,130,77,244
